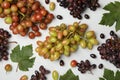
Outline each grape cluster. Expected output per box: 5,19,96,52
98,31,120,68
57,0,100,19
0,0,54,39
77,60,96,73
30,65,50,80
35,22,99,61
0,28,11,61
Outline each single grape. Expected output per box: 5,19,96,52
70,60,78,67
4,16,12,24
52,70,59,80
20,75,28,80
5,64,12,72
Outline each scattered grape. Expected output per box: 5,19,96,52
20,75,28,80
70,60,78,67
52,70,59,80
49,2,56,11
4,64,12,72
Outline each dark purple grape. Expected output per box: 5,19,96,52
0,28,11,61
30,65,50,80
90,54,97,59
100,33,105,39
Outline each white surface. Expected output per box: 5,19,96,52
0,0,120,80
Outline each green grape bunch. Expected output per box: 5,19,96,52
35,22,99,61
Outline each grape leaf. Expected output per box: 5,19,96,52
59,69,79,80
99,1,120,31
10,44,35,71
99,68,120,80
115,70,120,80
103,69,114,80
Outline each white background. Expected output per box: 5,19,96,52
0,0,120,80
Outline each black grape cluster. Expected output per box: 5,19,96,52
0,28,11,61
98,31,120,68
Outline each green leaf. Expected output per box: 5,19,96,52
99,13,116,26
18,57,35,71
59,69,79,80
10,45,22,62
116,19,120,31
10,45,35,71
99,1,120,31
99,77,105,80
21,44,33,59
115,70,120,80
99,68,120,80
103,69,114,80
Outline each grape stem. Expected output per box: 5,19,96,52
16,64,18,72
18,11,26,21
9,41,18,44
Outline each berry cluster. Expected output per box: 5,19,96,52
77,60,96,73
57,0,100,19
0,0,54,39
98,31,120,68
0,28,11,61
30,65,50,80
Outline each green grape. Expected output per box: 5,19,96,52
49,31,57,37
64,45,70,56
59,48,64,54
41,48,48,55
89,38,99,45
53,52,60,60
70,45,78,52
79,39,87,48
62,39,70,45
50,47,56,54
68,25,76,32
63,30,68,36
37,41,44,47
87,42,93,50
52,70,59,80
44,52,50,59
73,22,79,28
49,2,56,11
70,38,76,44
57,31,63,40
56,43,63,51
50,54,54,61
60,23,67,30
64,50,70,56
74,34,80,42
72,45,78,51
50,37,57,43
4,16,12,24
35,47,42,53
4,8,11,15
85,31,96,39
0,7,3,14
79,24,88,30
46,43,52,49
49,27,56,31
